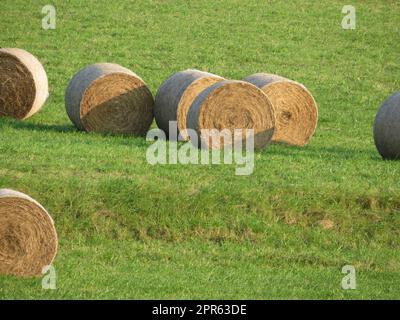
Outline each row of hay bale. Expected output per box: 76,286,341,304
0,48,319,149
1,47,400,155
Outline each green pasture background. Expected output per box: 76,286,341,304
0,0,399,299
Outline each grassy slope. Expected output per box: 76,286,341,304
0,0,399,299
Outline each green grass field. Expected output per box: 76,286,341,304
0,0,399,299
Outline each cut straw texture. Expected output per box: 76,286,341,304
186,80,275,149
0,48,49,119
154,69,224,139
244,73,318,146
65,63,154,135
373,92,400,159
0,189,57,277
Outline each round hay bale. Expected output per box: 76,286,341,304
186,80,275,149
243,73,318,146
65,63,154,135
0,189,57,277
373,92,400,159
0,48,49,119
154,69,224,139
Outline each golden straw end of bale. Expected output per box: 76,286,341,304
0,189,57,277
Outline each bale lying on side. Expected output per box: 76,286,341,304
244,73,318,146
186,80,275,149
374,92,400,159
0,189,57,277
0,48,49,119
65,63,154,135
154,69,224,139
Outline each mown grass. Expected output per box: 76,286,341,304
0,0,399,299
